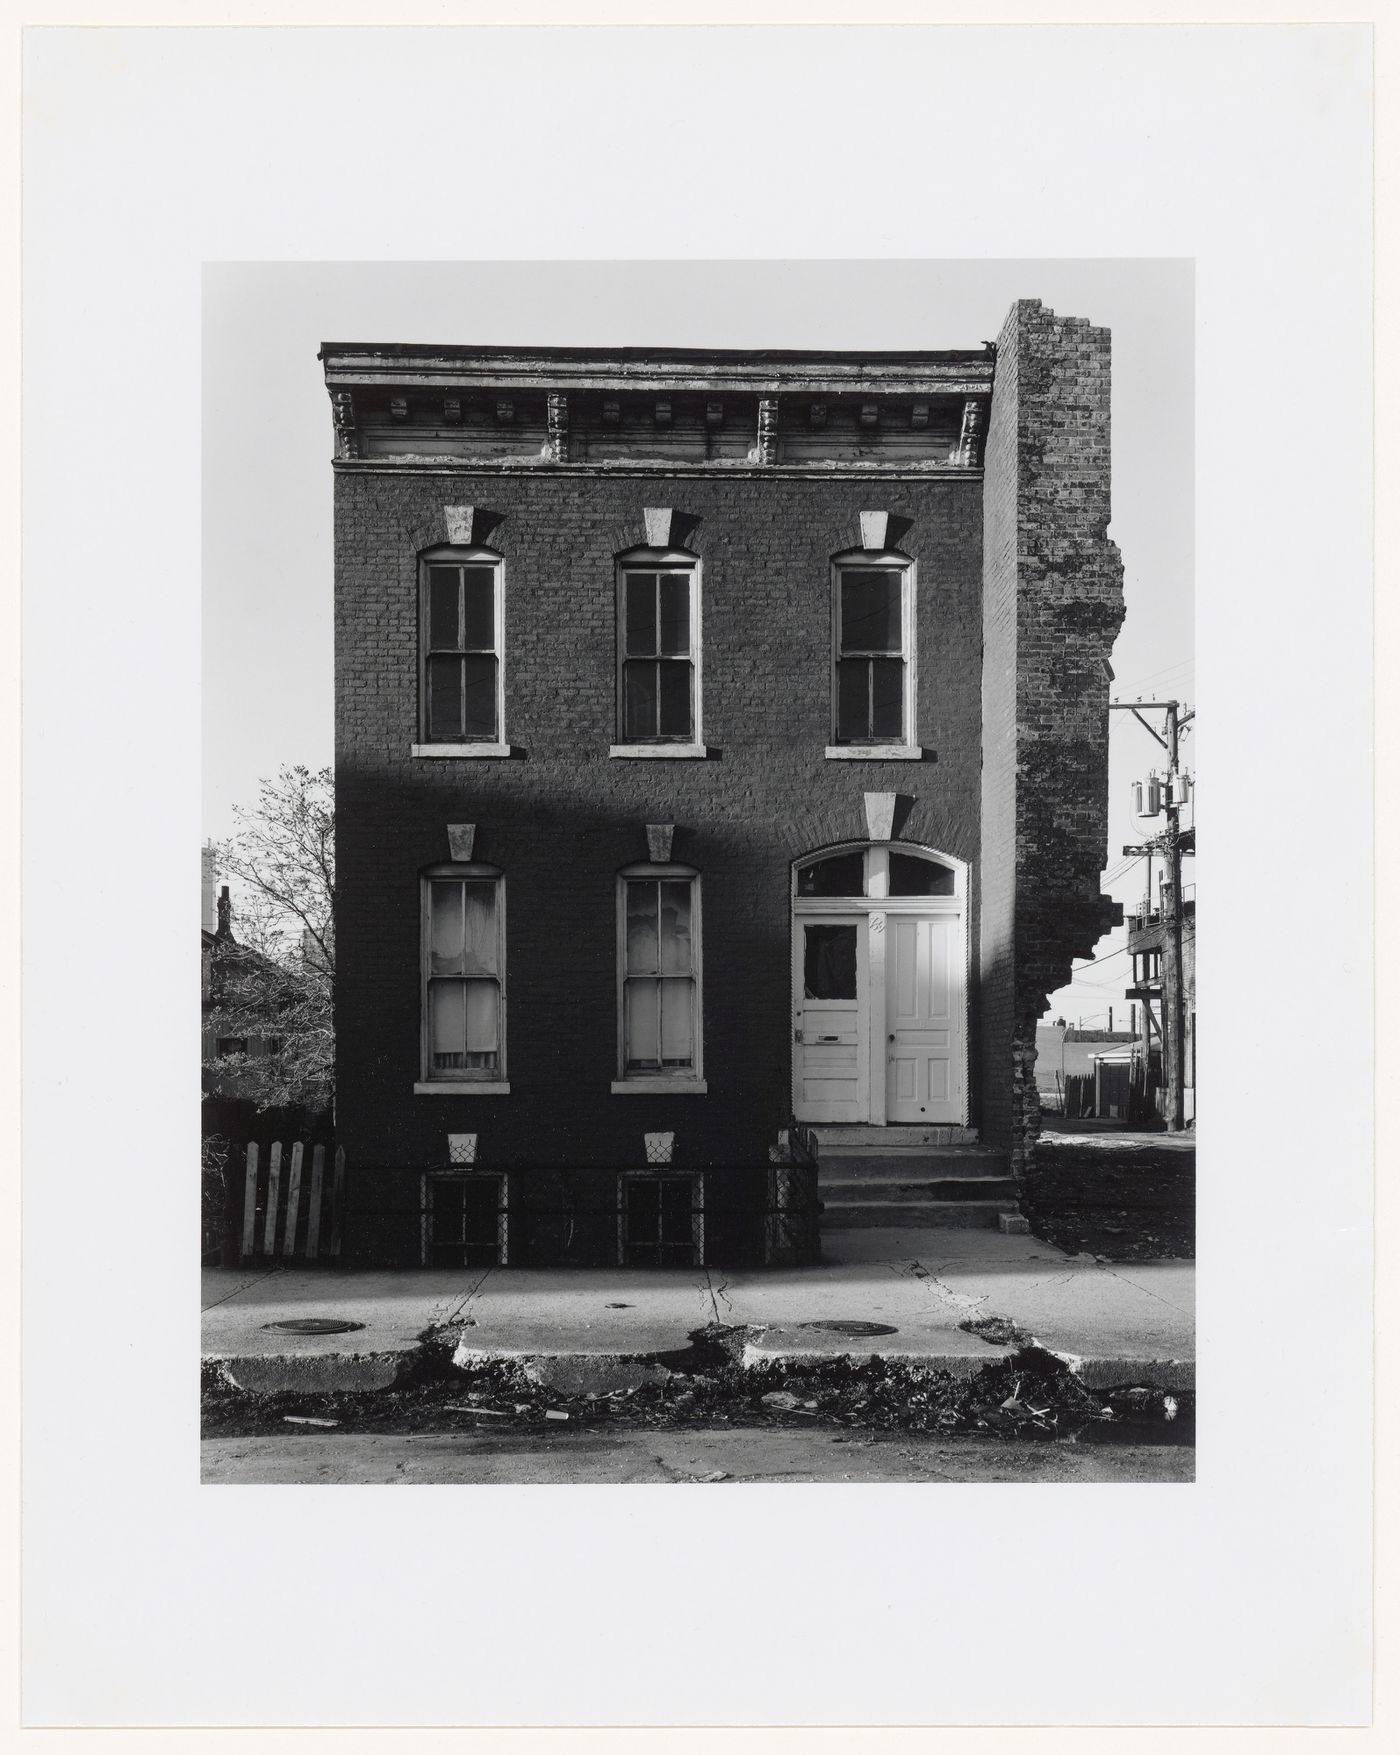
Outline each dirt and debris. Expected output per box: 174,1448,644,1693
202,1335,1192,1448
1022,1132,1195,1261
959,1314,1033,1348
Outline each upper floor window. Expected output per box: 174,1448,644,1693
420,549,504,744
832,554,916,747
420,864,507,1091
617,557,700,744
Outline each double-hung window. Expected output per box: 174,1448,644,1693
614,866,705,1092
418,865,508,1093
831,554,917,752
420,549,505,747
614,557,703,753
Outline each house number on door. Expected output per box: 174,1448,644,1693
870,915,884,933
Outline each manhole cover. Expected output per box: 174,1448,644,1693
262,1318,365,1335
605,1302,634,1309
801,1320,899,1337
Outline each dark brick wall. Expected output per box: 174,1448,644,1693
334,473,987,1222
979,301,1126,1174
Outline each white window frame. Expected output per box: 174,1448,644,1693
613,862,706,1093
415,862,510,1094
412,545,513,758
610,550,707,759
827,549,922,759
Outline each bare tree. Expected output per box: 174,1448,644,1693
204,765,334,1111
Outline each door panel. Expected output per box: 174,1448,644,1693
794,917,868,1122
886,915,963,1123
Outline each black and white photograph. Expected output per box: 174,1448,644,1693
198,261,1198,1488
19,16,1375,1739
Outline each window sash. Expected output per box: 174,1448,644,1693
618,873,700,1078
424,874,504,1079
422,558,502,742
619,567,697,741
833,561,912,744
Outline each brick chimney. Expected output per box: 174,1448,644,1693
215,884,234,940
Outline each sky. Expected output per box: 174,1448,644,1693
203,258,1194,1026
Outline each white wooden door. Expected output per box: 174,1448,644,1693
885,914,963,1123
793,915,869,1123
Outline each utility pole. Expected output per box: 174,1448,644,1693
1113,697,1194,1133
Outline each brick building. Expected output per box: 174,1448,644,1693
321,299,1124,1267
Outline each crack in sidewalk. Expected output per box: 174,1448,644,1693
704,1268,733,1324
201,1266,283,1311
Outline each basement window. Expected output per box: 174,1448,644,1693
618,1171,703,1267
422,1172,507,1267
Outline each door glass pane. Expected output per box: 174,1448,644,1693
797,851,865,897
659,977,694,1064
460,653,498,739
464,980,499,1053
658,881,692,974
841,569,902,652
625,574,658,655
460,880,497,975
870,657,905,739
625,881,659,974
657,661,693,737
623,660,657,739
427,654,463,738
889,852,955,896
428,569,460,649
430,979,467,1066
625,979,660,1065
460,567,496,650
430,881,465,973
836,658,867,740
804,924,858,1000
658,575,690,655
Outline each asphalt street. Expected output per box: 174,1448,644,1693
202,1425,1193,1484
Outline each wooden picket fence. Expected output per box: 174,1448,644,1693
239,1141,345,1263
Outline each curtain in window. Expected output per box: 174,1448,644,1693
624,878,696,1072
428,877,500,1073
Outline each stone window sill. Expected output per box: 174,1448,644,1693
414,1081,512,1096
609,743,708,760
824,744,924,761
411,743,514,759
611,1078,708,1095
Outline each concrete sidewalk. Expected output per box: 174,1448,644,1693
203,1228,1193,1394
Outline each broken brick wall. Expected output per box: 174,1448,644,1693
980,300,1126,1178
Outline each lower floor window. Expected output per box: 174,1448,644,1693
423,1172,506,1267
620,871,701,1078
619,1172,702,1266
423,867,505,1080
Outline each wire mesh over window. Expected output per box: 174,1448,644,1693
620,1173,700,1267
835,565,906,743
623,878,696,1072
427,877,501,1075
621,570,694,740
424,560,499,741
424,1173,505,1268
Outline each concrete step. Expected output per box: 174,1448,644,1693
812,1124,980,1150
820,1199,1015,1230
822,1176,1021,1204
820,1147,1008,1177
